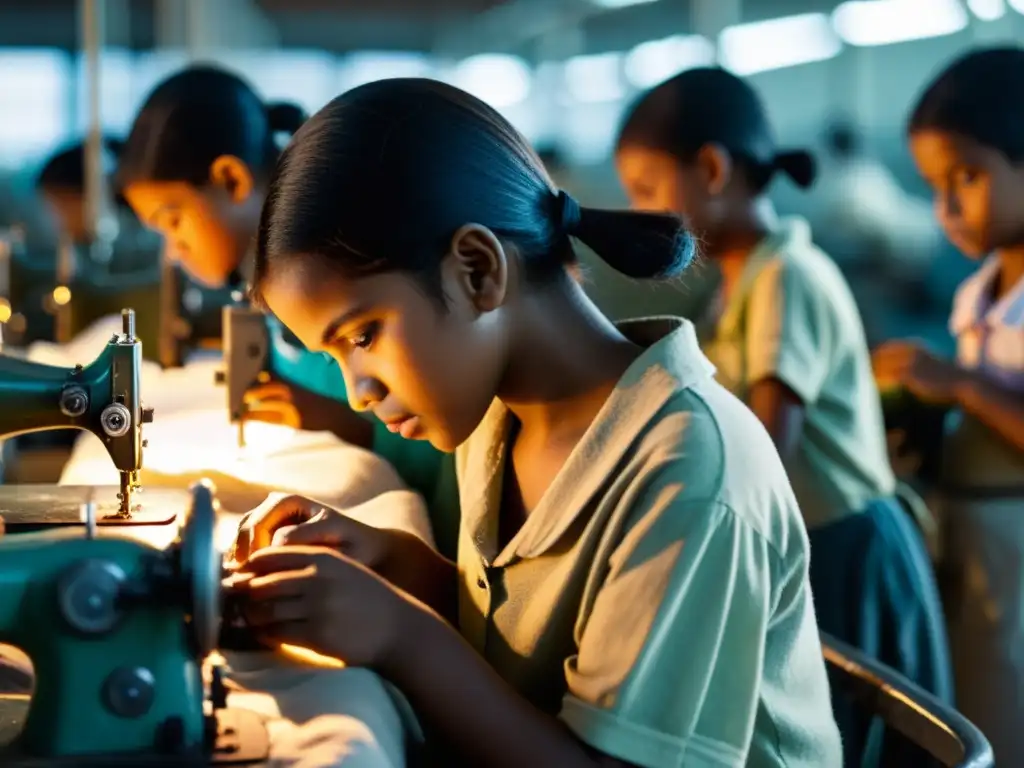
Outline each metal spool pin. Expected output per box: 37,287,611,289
122,308,136,340
81,493,97,539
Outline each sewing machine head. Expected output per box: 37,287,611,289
0,308,152,516
0,480,269,765
215,304,346,446
215,304,269,440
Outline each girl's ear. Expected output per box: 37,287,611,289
696,143,734,196
209,155,255,204
443,223,508,314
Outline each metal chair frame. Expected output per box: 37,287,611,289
822,633,993,768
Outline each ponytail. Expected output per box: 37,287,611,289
266,102,307,136
772,150,816,189
557,191,696,280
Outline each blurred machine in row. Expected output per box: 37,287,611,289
0,226,231,368
217,304,351,448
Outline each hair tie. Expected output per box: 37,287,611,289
556,190,582,236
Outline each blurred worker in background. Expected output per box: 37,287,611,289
616,67,952,768
875,46,1024,766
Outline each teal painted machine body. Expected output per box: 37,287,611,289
0,528,205,759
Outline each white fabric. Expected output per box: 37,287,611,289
224,661,415,768
48,321,433,766
60,409,433,548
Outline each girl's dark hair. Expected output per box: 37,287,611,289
37,136,123,191
254,78,694,300
115,64,307,189
617,67,816,193
908,46,1024,162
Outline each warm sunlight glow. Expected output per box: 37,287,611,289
278,644,346,669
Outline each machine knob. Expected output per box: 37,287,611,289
58,559,126,635
141,406,155,424
100,402,132,438
102,666,156,719
59,385,90,418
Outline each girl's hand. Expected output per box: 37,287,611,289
872,341,964,405
242,380,373,446
229,494,393,570
232,546,425,670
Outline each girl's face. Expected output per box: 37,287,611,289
615,143,729,252
124,157,260,287
257,242,511,453
41,186,88,243
910,129,1024,259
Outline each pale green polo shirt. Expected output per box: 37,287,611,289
455,318,841,768
706,217,895,529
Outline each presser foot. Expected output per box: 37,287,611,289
0,708,270,767
112,473,142,520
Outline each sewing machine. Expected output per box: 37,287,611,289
0,479,270,766
0,308,151,518
215,304,347,447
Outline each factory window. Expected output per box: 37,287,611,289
132,50,190,111
0,48,71,167
229,50,338,115
73,48,136,136
339,51,435,92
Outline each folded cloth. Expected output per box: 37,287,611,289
223,653,421,768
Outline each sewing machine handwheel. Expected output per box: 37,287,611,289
178,480,221,657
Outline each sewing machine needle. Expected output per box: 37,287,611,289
118,472,132,518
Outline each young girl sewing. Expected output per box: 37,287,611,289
227,77,841,767
116,64,448,526
873,46,1024,765
613,68,951,765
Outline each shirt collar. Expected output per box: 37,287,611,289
949,256,1024,334
717,216,813,338
458,317,716,565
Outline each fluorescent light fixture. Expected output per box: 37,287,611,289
564,53,627,103
832,0,968,47
451,54,532,108
591,0,660,8
340,51,434,90
624,35,716,89
719,13,841,76
968,0,1007,20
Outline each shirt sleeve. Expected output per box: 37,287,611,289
558,480,780,768
743,259,832,404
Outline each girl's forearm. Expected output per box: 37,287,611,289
383,606,600,768
955,368,1024,452
381,532,459,623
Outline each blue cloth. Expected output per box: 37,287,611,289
808,497,953,767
